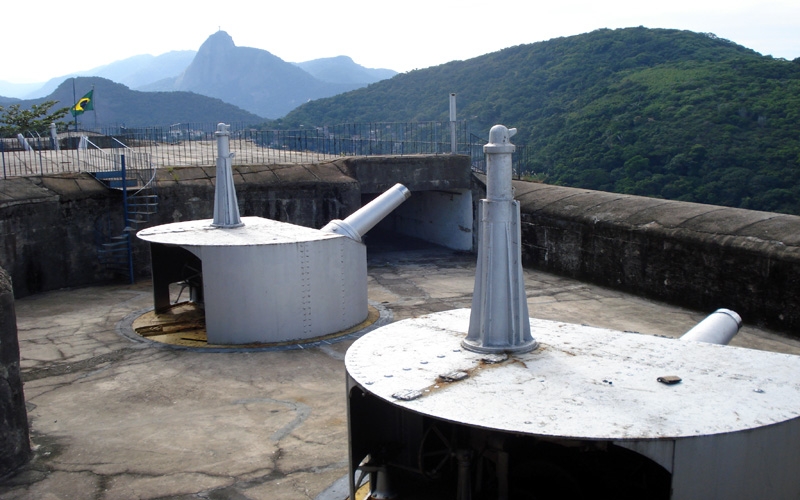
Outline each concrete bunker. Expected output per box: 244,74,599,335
335,154,475,253
362,188,473,252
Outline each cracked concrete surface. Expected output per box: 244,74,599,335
2,242,799,499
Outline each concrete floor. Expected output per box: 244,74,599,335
2,242,799,499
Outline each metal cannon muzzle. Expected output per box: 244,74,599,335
321,183,411,242
680,308,743,345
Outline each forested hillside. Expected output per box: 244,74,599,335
279,28,800,215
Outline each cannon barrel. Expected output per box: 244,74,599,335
680,308,742,345
321,183,410,242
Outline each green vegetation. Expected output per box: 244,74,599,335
0,101,70,136
279,28,800,215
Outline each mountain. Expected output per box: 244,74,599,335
23,77,264,126
166,31,363,118
1,32,397,117
100,51,197,90
294,56,397,84
16,51,197,99
0,82,42,99
0,95,21,106
278,27,800,215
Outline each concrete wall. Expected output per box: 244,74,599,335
0,174,121,297
333,155,474,251
3,156,800,336
393,189,473,251
156,163,361,230
336,155,472,194
0,156,474,298
505,179,800,334
0,267,30,475
0,164,361,298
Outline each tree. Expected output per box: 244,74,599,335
0,101,70,138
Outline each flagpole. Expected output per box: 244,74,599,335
92,85,96,130
72,78,78,132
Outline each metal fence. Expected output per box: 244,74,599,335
1,121,476,178
467,133,539,180
0,133,154,178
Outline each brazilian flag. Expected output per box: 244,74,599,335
70,90,94,117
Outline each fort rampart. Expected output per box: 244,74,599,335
2,155,798,336
511,179,800,333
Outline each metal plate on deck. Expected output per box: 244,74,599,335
345,309,800,440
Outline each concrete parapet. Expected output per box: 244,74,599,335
334,155,472,193
154,164,361,230
0,157,472,298
0,267,30,476
0,165,361,298
0,174,118,297
510,179,800,333
3,157,800,336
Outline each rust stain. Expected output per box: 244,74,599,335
401,353,518,401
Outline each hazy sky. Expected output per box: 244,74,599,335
2,0,798,83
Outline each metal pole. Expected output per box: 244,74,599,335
211,123,243,228
463,125,537,354
92,85,96,130
72,79,78,132
50,123,59,151
121,154,135,284
450,93,457,154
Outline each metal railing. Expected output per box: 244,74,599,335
0,132,153,178
1,121,472,178
103,121,473,165
1,120,537,179
468,133,542,180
